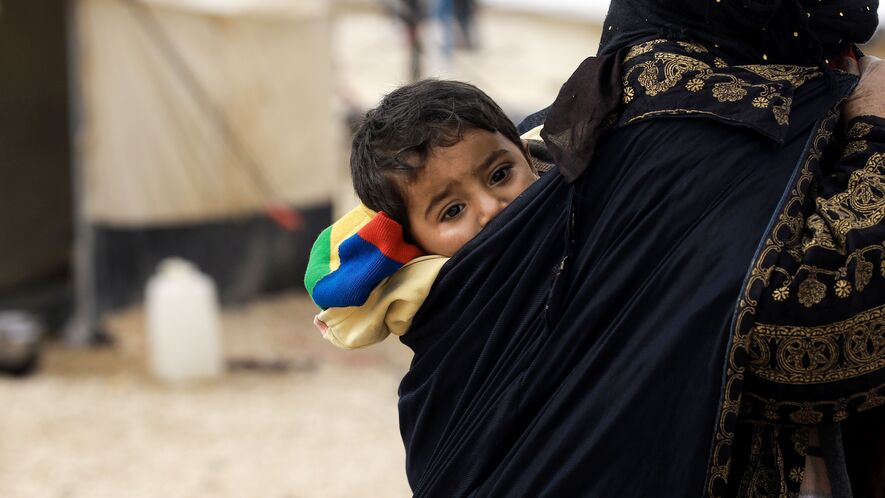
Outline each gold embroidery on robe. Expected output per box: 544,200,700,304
629,53,711,96
736,425,790,498
739,65,820,88
848,121,873,139
624,38,668,62
765,151,885,305
748,303,885,384
744,381,885,424
816,153,885,245
840,140,868,158
769,244,885,306
621,43,820,129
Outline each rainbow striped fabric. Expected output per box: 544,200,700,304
304,205,425,310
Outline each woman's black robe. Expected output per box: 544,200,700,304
397,40,885,497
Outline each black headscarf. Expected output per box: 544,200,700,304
598,0,880,65
542,0,879,182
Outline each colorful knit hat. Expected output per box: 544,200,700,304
304,205,425,310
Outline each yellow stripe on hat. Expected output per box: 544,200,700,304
329,204,377,272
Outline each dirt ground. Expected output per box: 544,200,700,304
0,293,415,498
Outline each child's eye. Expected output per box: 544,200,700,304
442,204,463,220
490,166,511,185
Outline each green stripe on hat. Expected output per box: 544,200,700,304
304,225,333,300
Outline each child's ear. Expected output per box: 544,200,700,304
522,139,539,176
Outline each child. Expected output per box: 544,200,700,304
304,79,548,348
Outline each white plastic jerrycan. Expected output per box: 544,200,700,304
146,258,223,382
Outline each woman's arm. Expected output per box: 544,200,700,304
841,56,885,122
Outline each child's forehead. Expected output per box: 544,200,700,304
391,137,466,178
395,152,459,199
391,128,516,189
414,131,515,184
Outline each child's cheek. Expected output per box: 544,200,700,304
441,223,477,256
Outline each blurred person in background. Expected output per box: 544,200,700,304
453,0,477,50
432,0,456,60
430,0,478,66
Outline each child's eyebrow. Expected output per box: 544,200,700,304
474,149,509,173
425,185,454,220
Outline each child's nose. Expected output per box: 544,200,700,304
477,195,507,227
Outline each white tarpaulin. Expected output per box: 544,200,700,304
76,0,338,226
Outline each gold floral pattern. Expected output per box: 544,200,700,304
841,140,869,158
686,78,705,92
770,245,885,308
797,275,826,307
748,303,885,384
623,38,667,62
745,381,885,427
753,96,770,108
632,53,710,96
622,85,635,103
619,40,820,133
676,40,708,53
815,153,885,248
740,65,820,88
790,404,824,424
858,389,885,411
785,337,836,376
772,98,792,126
848,121,873,139
773,286,790,301
712,81,747,102
834,279,852,297
791,430,808,456
734,425,793,498
802,214,837,251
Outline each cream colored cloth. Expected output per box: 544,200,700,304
522,124,544,142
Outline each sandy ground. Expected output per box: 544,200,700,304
0,293,416,498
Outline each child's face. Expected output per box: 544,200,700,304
403,129,538,256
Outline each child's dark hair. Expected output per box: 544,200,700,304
350,79,522,232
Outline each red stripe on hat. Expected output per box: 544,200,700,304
357,212,425,263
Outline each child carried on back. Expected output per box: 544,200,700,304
304,80,547,348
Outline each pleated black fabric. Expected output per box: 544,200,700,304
397,69,856,496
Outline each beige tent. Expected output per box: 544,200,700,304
75,0,338,226
67,0,341,340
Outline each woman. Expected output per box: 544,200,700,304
396,0,884,495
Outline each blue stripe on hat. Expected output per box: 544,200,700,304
311,233,405,309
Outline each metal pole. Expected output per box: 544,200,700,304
64,0,97,345
404,0,421,81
